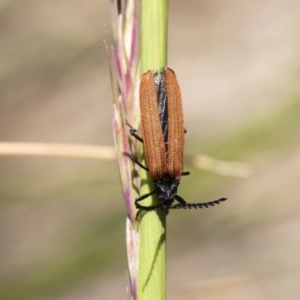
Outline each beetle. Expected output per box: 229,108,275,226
126,68,226,212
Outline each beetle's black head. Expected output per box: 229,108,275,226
154,175,180,204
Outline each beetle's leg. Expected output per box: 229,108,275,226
126,120,143,143
124,152,149,171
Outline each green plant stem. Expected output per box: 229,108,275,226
141,0,168,72
138,0,168,299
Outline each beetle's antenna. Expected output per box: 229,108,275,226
170,197,227,209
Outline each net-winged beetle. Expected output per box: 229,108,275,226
126,68,227,213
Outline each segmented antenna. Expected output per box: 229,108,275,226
170,198,227,210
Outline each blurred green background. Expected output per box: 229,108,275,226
1,0,300,299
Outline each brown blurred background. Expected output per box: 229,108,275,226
1,0,300,299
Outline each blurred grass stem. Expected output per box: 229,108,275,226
0,142,251,177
